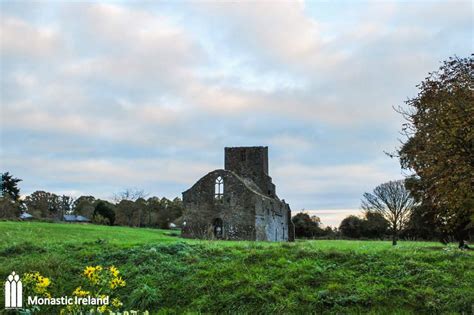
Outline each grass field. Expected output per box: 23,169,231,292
1,221,473,314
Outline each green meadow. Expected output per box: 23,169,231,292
1,221,473,314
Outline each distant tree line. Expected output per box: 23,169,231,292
292,212,336,238
293,179,442,242
293,206,441,242
85,191,184,229
337,207,441,241
338,212,389,239
0,173,183,229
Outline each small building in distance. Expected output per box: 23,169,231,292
63,214,90,223
182,146,294,242
19,212,33,220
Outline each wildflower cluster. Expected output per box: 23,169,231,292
83,265,102,284
22,272,51,297
72,286,90,297
65,265,126,314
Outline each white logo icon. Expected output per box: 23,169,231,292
5,271,22,309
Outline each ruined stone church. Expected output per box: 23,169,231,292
182,146,294,241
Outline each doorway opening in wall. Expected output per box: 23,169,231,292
212,218,223,239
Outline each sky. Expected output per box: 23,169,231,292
0,1,472,227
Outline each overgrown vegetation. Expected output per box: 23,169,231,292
1,221,472,314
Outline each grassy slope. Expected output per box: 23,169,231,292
1,221,473,314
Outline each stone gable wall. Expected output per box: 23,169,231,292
182,170,257,240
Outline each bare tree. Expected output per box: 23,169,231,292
361,180,416,245
113,188,148,227
113,188,148,202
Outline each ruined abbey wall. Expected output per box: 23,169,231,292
182,147,295,242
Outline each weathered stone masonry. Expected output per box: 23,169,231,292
182,146,295,241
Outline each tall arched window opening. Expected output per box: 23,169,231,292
215,176,224,199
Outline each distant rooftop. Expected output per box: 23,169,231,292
63,214,90,222
19,212,33,219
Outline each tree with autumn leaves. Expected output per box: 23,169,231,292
396,55,473,248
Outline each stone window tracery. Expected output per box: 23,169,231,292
215,176,224,199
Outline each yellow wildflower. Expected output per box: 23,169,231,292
109,266,119,277
23,272,51,297
83,266,95,277
37,276,50,288
111,298,122,308
73,286,90,297
83,266,102,284
97,305,107,313
109,277,126,289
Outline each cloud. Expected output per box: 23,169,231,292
4,155,217,197
185,0,470,127
203,2,322,64
271,158,403,210
0,16,63,58
0,1,471,210
59,3,202,94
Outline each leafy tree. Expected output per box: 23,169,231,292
112,196,184,228
361,180,415,245
59,195,74,217
115,200,138,226
396,55,473,247
24,191,62,219
1,172,22,201
0,196,22,219
135,197,147,227
362,211,389,239
398,176,441,241
93,201,115,226
401,204,440,241
62,195,74,212
145,196,162,227
155,198,184,229
322,226,337,237
293,212,324,238
73,196,96,218
339,215,364,238
113,188,149,227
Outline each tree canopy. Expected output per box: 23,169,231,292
397,55,473,246
1,172,22,201
292,212,325,238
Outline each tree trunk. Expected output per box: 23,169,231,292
392,223,398,246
